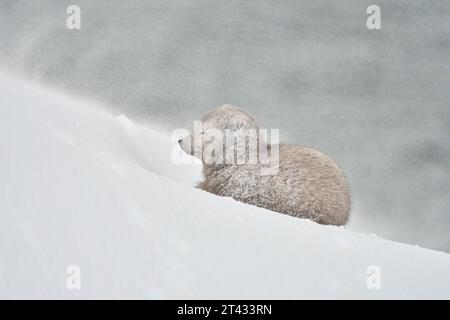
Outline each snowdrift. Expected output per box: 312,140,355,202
0,73,449,299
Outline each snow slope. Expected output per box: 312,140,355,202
0,73,449,299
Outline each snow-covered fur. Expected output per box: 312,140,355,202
179,105,351,225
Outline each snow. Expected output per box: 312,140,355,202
0,73,449,299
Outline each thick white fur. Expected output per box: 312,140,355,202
179,105,351,225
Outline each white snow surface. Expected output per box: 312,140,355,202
1,74,449,299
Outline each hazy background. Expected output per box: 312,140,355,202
1,0,449,252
